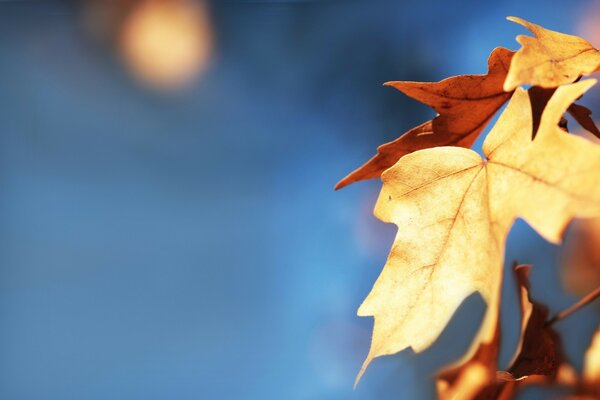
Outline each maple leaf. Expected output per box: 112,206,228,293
504,17,600,91
356,79,600,384
482,265,580,399
335,47,514,190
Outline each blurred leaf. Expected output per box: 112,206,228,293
582,327,600,397
562,217,600,296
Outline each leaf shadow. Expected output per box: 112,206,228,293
413,292,487,374
356,293,487,399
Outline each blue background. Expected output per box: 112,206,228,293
0,1,598,399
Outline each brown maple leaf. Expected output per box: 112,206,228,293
355,80,600,385
437,265,574,400
479,265,578,399
506,266,567,381
504,17,600,91
335,47,514,190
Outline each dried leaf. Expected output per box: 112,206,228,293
499,265,576,396
508,266,566,380
504,17,600,91
335,47,514,190
491,266,575,398
356,80,600,384
568,103,600,138
335,121,433,190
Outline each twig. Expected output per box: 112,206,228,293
547,285,600,326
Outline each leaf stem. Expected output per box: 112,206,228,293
547,285,600,326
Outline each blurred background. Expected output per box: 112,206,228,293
0,0,598,399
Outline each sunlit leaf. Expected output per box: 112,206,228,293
356,80,600,384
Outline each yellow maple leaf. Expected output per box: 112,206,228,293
504,17,600,91
356,79,600,384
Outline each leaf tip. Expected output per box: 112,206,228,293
506,16,540,37
583,77,598,89
506,16,526,26
334,172,358,190
572,78,598,101
354,354,374,389
356,299,370,317
503,78,517,92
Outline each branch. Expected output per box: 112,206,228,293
547,285,600,326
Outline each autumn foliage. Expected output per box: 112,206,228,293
338,17,600,399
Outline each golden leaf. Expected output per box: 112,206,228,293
335,47,514,190
356,80,600,384
504,17,600,91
